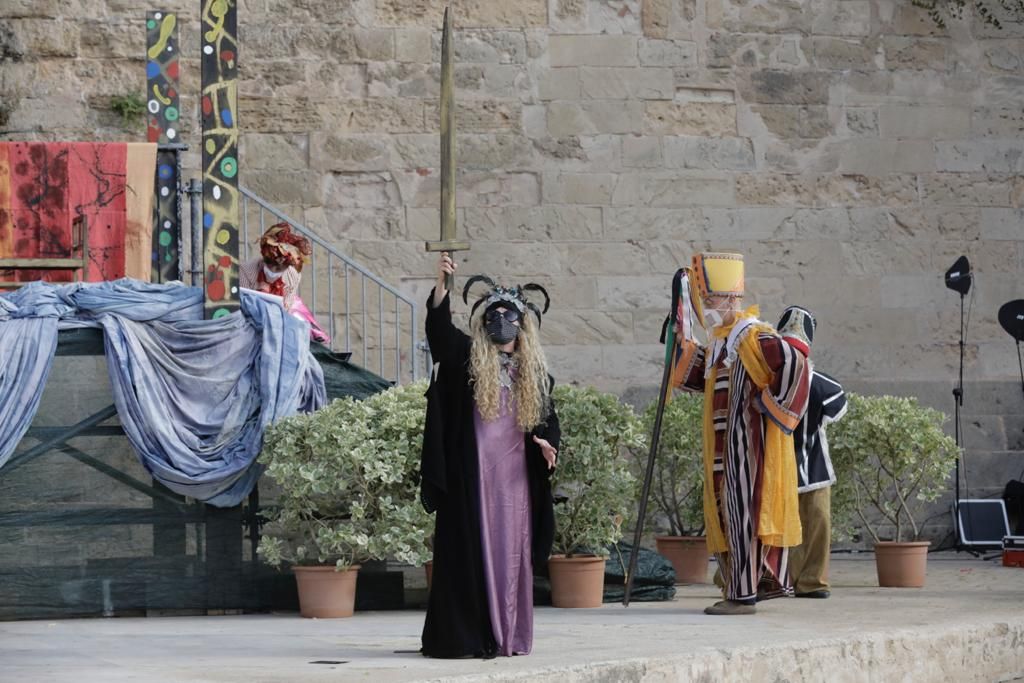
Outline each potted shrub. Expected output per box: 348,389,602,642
257,381,433,617
829,394,959,588
548,385,643,608
634,393,707,584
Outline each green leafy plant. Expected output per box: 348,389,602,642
257,380,433,571
829,394,959,544
109,93,147,129
632,393,705,537
550,385,643,558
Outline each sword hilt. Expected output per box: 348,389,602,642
426,240,470,295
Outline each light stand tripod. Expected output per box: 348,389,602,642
998,300,1024,400
945,256,972,552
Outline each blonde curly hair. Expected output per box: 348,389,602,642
469,310,550,431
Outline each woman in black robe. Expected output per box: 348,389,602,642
420,252,560,659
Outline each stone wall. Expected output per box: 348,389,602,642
2,1,1023,530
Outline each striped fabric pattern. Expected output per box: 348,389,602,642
673,328,810,601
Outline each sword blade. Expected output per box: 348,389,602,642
439,6,456,245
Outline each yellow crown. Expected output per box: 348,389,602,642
689,252,744,320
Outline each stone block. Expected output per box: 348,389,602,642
79,20,146,60
245,170,322,206
701,207,798,240
936,141,1024,173
638,39,698,67
837,139,935,174
882,36,947,71
375,0,547,28
430,30,528,64
604,207,703,242
543,173,618,205
305,63,366,98
455,241,568,277
579,67,674,100
321,171,402,208
395,29,432,62
543,345,603,384
395,170,540,208
549,35,639,67
551,0,587,32
707,0,813,34
663,136,755,170
533,135,622,170
810,37,881,70
810,0,872,36
240,96,323,133
241,60,311,99
612,172,735,207
468,206,603,241
309,206,403,242
885,207,983,241
458,134,537,170
789,207,851,239
567,242,651,275
241,133,310,170
840,241,933,276
310,133,391,172
739,69,831,105
548,101,644,135
582,0,643,35
366,62,435,98
318,99,426,134
983,42,1022,73
424,99,521,132
539,68,581,101
2,18,80,58
980,208,1024,240
642,0,671,38
972,107,1024,137
736,173,920,207
920,174,1013,207
878,105,970,139
750,105,803,138
542,311,636,345
643,101,737,135
846,107,879,135
623,135,665,168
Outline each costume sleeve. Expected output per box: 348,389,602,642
532,377,561,478
753,333,810,435
425,288,471,369
670,338,706,393
818,373,848,425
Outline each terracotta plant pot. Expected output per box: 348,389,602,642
425,560,433,592
655,535,709,584
874,541,930,588
293,565,360,618
548,554,606,608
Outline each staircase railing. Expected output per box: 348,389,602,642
238,187,424,385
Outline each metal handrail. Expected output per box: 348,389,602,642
237,186,424,384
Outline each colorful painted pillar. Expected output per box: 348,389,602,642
146,10,183,283
200,0,240,318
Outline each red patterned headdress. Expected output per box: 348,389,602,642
260,222,312,272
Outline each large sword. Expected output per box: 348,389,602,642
624,269,687,607
425,6,468,292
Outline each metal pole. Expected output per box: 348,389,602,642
329,256,336,348
395,296,401,383
411,305,419,381
188,178,203,288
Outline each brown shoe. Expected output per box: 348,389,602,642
703,599,757,615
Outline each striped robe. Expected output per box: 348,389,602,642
672,325,810,602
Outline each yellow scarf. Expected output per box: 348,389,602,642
701,308,802,554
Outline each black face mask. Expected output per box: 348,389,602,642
485,308,520,345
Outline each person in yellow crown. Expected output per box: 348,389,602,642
670,252,811,615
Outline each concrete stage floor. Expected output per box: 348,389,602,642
2,552,1023,683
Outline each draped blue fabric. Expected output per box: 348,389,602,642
0,279,326,506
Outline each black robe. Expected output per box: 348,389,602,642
419,291,560,659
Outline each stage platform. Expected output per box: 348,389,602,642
1,552,1022,683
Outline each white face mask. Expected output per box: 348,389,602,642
702,307,726,331
263,265,284,282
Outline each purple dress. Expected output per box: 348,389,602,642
473,385,533,656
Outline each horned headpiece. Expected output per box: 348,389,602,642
462,275,551,326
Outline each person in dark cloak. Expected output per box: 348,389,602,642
420,252,560,659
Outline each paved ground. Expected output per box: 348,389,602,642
2,552,1023,683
